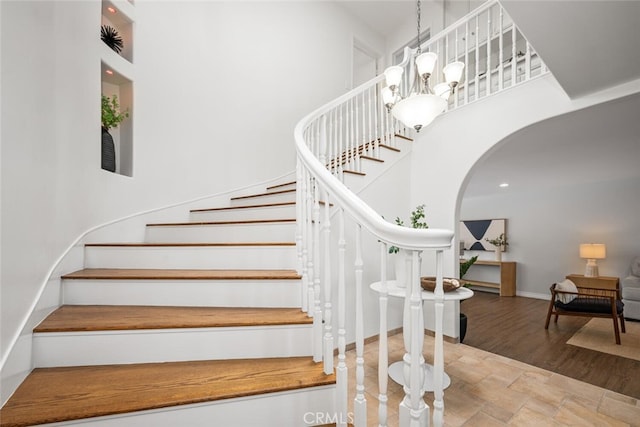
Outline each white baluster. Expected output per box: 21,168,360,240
296,160,307,314
378,243,389,427
318,117,334,374
464,20,469,105
312,178,322,362
349,98,355,170
432,250,445,427
338,103,344,181
354,225,366,426
302,168,312,318
399,250,427,427
487,8,492,95
337,208,348,427
475,15,480,101
511,23,517,86
498,7,504,91
374,84,380,157
454,28,459,109
525,40,532,80
368,87,374,158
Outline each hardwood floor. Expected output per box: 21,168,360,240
462,290,640,399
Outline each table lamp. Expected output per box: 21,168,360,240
579,243,606,277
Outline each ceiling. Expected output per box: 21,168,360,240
463,92,640,198
335,0,415,37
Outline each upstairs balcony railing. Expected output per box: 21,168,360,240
294,1,547,426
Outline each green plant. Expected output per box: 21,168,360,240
388,204,428,254
101,94,129,131
460,255,478,279
485,233,508,248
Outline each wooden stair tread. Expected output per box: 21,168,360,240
379,143,400,152
230,188,296,200
34,305,312,332
360,155,384,162
62,268,301,280
266,180,296,190
146,218,295,227
343,170,366,176
0,357,334,427
191,201,295,213
85,242,296,247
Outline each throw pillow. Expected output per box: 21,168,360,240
631,256,640,277
555,279,578,304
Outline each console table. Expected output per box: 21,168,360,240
461,260,517,296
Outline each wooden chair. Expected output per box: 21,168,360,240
545,283,626,344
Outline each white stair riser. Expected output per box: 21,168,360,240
190,204,296,222
63,279,302,307
41,386,336,427
33,325,312,367
84,246,297,269
230,191,296,206
145,222,296,243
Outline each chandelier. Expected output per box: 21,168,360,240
382,0,464,132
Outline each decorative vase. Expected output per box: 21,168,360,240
394,251,408,288
101,127,116,172
495,246,502,262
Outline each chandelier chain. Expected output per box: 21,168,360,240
416,0,422,55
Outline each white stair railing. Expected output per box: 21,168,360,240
294,2,546,426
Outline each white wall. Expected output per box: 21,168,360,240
409,74,640,292
0,0,385,383
461,176,640,298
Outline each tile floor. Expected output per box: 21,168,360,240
340,333,640,426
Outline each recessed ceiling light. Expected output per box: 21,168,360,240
499,183,509,188
105,69,114,75
107,6,116,13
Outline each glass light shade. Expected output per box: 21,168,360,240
434,82,451,99
443,61,465,84
579,243,606,259
415,52,438,76
384,66,404,88
382,86,395,106
391,93,447,131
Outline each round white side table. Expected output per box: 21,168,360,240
370,280,473,392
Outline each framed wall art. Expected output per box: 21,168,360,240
459,219,507,252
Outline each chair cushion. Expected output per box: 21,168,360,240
555,279,578,304
555,298,624,315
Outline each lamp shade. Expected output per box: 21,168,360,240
433,82,451,99
384,66,404,88
415,52,438,76
443,61,465,85
391,93,447,131
579,243,606,259
381,86,395,106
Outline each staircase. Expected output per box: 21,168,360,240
0,133,413,426
0,181,338,426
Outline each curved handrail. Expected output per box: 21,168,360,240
294,47,454,251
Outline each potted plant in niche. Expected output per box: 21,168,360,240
388,204,428,287
101,94,129,173
485,233,509,261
